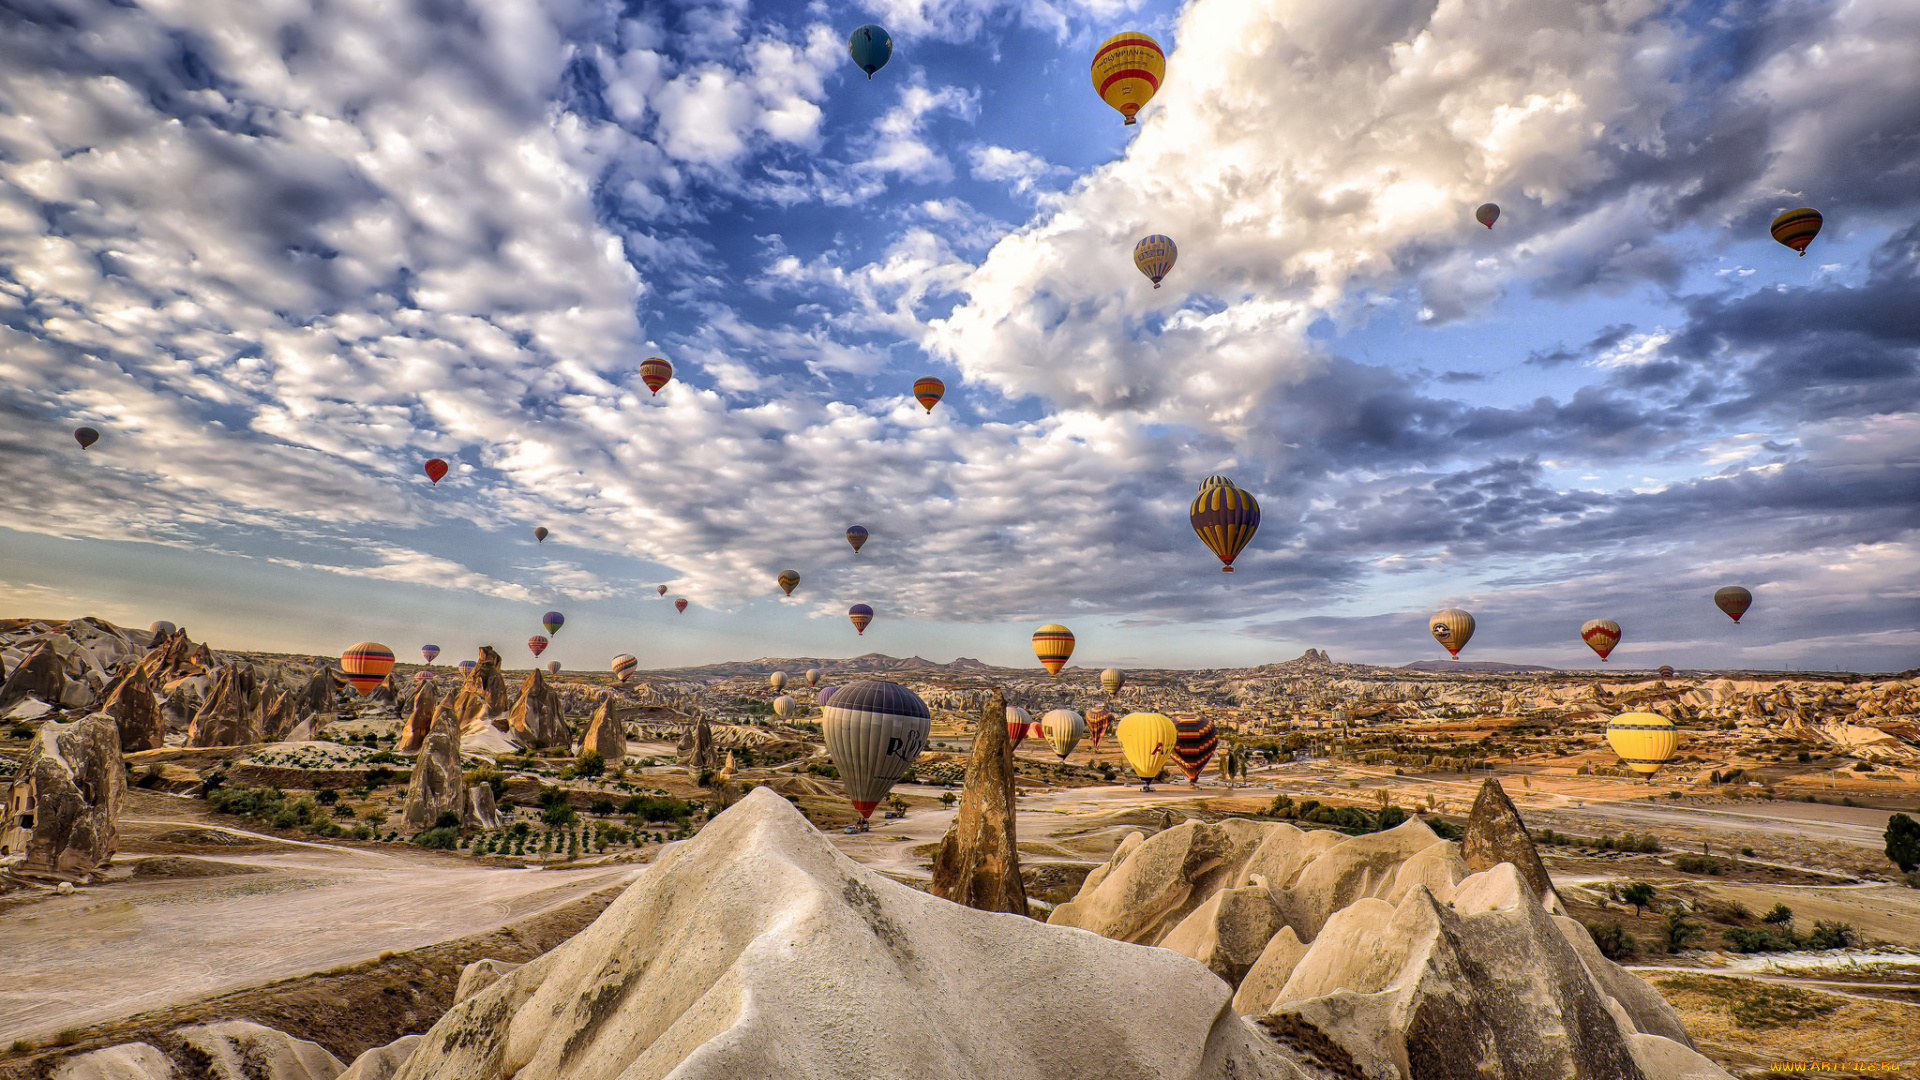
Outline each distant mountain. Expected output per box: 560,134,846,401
654,653,1020,678
1399,660,1556,673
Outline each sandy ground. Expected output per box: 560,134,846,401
0,823,638,1043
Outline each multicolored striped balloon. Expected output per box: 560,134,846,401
822,680,929,820
778,570,800,596
1190,477,1260,572
1133,234,1176,288
611,653,638,682
1172,714,1217,785
527,635,549,657
542,611,565,635
848,603,874,635
1031,623,1075,675
846,524,869,553
340,642,396,696
1769,207,1821,256
639,356,674,395
547,660,560,676
458,659,477,674
817,685,838,707
1091,31,1163,126
913,376,945,413
1580,618,1622,662
1086,705,1114,749
420,644,440,664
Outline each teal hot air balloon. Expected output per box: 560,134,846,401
542,611,565,635
848,24,891,80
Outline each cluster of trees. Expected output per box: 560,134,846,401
1263,795,1408,833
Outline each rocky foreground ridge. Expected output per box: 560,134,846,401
49,787,1728,1080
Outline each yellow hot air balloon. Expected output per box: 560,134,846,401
1429,609,1475,658
1040,709,1086,761
1032,623,1075,675
1100,667,1125,694
1605,712,1678,778
1091,32,1163,126
1116,711,1176,789
769,670,788,692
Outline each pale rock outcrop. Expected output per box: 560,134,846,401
338,1035,423,1080
0,641,72,712
930,687,1028,916
1047,818,1277,945
186,664,260,747
21,715,126,881
454,959,523,1003
1461,777,1562,912
402,704,464,833
678,712,717,770
52,1041,177,1080
463,782,499,831
99,663,166,752
507,669,569,749
399,682,440,754
1232,926,1309,1016
581,699,626,763
1160,882,1277,985
1276,819,1451,942
49,1022,343,1080
389,787,1313,1080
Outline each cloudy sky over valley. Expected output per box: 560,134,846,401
2,0,1916,673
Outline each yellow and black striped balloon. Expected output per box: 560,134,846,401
1190,478,1260,572
1032,623,1075,675
1769,208,1821,256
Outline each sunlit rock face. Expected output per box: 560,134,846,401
18,715,125,882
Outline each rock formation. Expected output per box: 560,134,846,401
1461,776,1562,912
19,715,126,881
682,711,716,771
339,1035,421,1080
930,686,1028,916
454,958,522,1003
402,701,464,834
446,647,510,735
581,699,626,763
187,663,260,747
507,669,570,749
0,641,76,711
99,663,166,752
399,681,440,754
385,787,1311,1080
463,781,499,831
53,1021,345,1080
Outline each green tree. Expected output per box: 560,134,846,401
1762,903,1794,926
1886,813,1920,873
1622,883,1656,916
1660,910,1703,953
575,749,606,778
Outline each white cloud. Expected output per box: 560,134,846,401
968,145,1068,195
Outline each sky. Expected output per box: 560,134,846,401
1,0,1916,674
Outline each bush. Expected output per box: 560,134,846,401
1805,921,1853,950
1853,761,1875,772
1622,883,1656,915
361,808,388,826
1673,854,1723,875
1762,903,1794,926
542,802,578,827
590,799,616,817
1374,805,1409,830
1724,927,1797,953
413,827,459,850
618,794,692,824
575,750,606,778
1661,911,1704,953
332,803,356,818
1585,921,1636,961
1886,813,1920,873
434,811,461,831
1797,750,1812,763
315,788,338,805
351,825,374,840
1424,816,1461,841
363,766,395,787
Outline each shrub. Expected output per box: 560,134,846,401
351,825,374,840
1673,854,1723,875
332,803,356,818
575,750,606,778
542,802,578,827
618,794,692,824
1797,751,1812,763
590,799,616,817
1853,761,1875,772
1724,927,1797,953
360,808,388,826
434,811,461,831
11,1038,34,1052
1585,921,1636,961
1374,805,1409,830
363,766,395,787
1661,911,1704,953
1424,816,1461,841
1886,813,1920,873
413,826,459,850
1805,921,1853,950
1762,903,1794,926
1622,883,1655,915
315,788,338,805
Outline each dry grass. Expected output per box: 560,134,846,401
1653,974,1920,1077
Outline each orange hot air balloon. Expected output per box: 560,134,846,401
424,458,449,484
639,356,674,395
1032,624,1075,675
1581,618,1622,662
1770,208,1822,256
340,643,396,696
1091,31,1163,126
674,598,689,613
527,635,549,657
913,376,945,413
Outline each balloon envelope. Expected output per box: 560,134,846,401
773,695,795,720
1581,618,1622,661
340,643,396,696
1190,477,1259,571
421,644,441,664
817,685,838,707
459,660,477,673
1117,712,1176,781
527,635,549,657
542,611,565,635
1606,712,1678,775
1086,705,1113,748
639,356,674,395
1172,715,1218,783
1714,586,1752,623
534,527,549,543
612,653,638,682
1100,667,1125,694
1091,31,1164,125
913,376,945,413
1770,207,1822,255
413,671,432,682
674,598,689,613
1041,709,1086,760
1006,706,1033,749
1430,609,1475,658
547,660,560,676
806,668,821,687
822,680,929,819
1658,665,1675,679
849,603,874,635
424,458,448,484
1032,624,1075,675
148,621,177,645
1475,203,1499,229
847,24,892,78
846,525,869,553
73,427,100,449
769,671,788,692
778,570,800,596
1133,235,1176,287
657,585,668,596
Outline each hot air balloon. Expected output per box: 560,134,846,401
1100,668,1125,694
773,570,801,597
527,635,549,657
542,611,565,635
74,427,100,450
848,24,891,79
1133,235,1176,288
846,525,869,553
674,598,689,613
1041,709,1086,761
769,671,788,692
1714,586,1753,623
639,356,674,395
849,603,874,635
340,643,396,696
913,376,945,413
1475,203,1500,229
547,660,561,676
1190,476,1260,571
1091,31,1163,126
1606,712,1679,779
822,680,929,824
1086,705,1113,750
534,527,549,543
459,659,477,674
773,695,795,721
413,670,432,683
818,685,838,707
1032,624,1075,675
1117,712,1176,789
1172,715,1217,786
612,653,638,682
1006,706,1033,749
424,458,449,484
1770,208,1822,256
657,585,668,596
1657,665,1675,679
1581,618,1621,662
806,668,821,687
1430,609,1475,658
421,644,441,664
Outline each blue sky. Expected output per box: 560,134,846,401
1,0,1916,673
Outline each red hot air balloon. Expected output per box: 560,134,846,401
1714,586,1753,623
74,427,100,450
424,458,449,484
340,643,396,696
640,357,674,395
1006,705,1032,750
674,598,688,613
848,603,874,635
913,376,945,413
1475,203,1500,229
1580,619,1621,662
527,635,549,657
1172,714,1217,786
